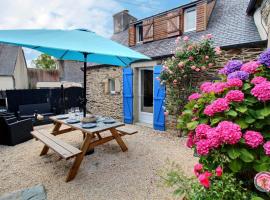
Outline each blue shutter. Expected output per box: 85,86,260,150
153,65,166,131
123,67,133,124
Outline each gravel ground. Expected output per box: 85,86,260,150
0,124,197,200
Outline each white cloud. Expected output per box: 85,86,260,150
0,0,123,37
0,0,123,66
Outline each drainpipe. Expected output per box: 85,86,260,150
12,75,16,89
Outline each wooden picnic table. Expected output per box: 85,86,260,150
31,115,137,182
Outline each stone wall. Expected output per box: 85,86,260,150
216,47,265,67
86,66,123,120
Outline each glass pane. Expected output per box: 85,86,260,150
140,70,153,113
110,79,115,92
185,9,196,31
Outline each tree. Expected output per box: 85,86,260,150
32,54,57,70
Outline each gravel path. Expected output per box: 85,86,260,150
0,124,196,200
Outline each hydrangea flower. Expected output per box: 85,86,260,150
188,93,202,101
263,141,270,156
244,131,264,148
211,82,228,94
195,124,211,140
251,76,267,85
203,98,229,116
240,61,260,74
258,48,270,66
222,60,243,75
227,71,249,80
251,81,270,101
196,139,211,155
216,121,242,145
225,90,244,102
227,78,243,88
206,128,221,148
200,82,213,93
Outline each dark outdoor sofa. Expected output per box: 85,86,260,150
17,103,56,126
0,116,33,146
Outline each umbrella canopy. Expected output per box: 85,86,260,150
0,29,149,66
0,29,150,116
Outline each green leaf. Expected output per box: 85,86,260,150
250,109,264,119
236,105,247,113
255,122,264,129
243,83,251,90
258,107,270,117
210,116,223,125
229,159,242,172
240,148,254,163
226,110,238,117
244,115,256,124
246,96,257,103
187,121,199,130
236,119,249,129
251,197,264,200
227,147,241,159
253,162,270,172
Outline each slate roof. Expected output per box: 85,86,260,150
0,44,20,76
111,0,263,59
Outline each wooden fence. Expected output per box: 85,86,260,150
28,68,60,88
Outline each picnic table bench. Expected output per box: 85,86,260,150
32,130,82,159
31,115,137,182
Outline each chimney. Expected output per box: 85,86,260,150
113,10,137,33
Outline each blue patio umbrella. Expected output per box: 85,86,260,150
0,29,150,116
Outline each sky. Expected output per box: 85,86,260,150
0,0,190,67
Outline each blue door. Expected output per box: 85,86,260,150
153,65,166,131
123,67,133,124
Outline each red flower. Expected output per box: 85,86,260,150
194,163,203,177
216,166,223,177
198,171,212,188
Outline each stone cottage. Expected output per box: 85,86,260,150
86,0,267,130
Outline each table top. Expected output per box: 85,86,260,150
50,115,125,134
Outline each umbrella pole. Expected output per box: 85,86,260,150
83,53,87,117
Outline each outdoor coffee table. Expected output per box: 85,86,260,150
31,114,135,182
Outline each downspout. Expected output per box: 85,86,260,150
12,75,15,89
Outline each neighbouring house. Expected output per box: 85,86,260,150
28,60,83,89
0,44,29,90
87,0,266,130
247,0,270,47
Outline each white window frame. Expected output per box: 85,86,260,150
184,7,196,32
136,24,143,43
109,79,116,95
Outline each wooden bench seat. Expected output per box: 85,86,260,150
31,130,82,159
116,127,138,135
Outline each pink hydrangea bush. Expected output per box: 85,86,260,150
178,48,270,196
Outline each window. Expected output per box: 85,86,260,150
136,23,143,43
109,79,115,94
184,7,196,32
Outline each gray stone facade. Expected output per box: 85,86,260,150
86,66,123,120
86,47,265,129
